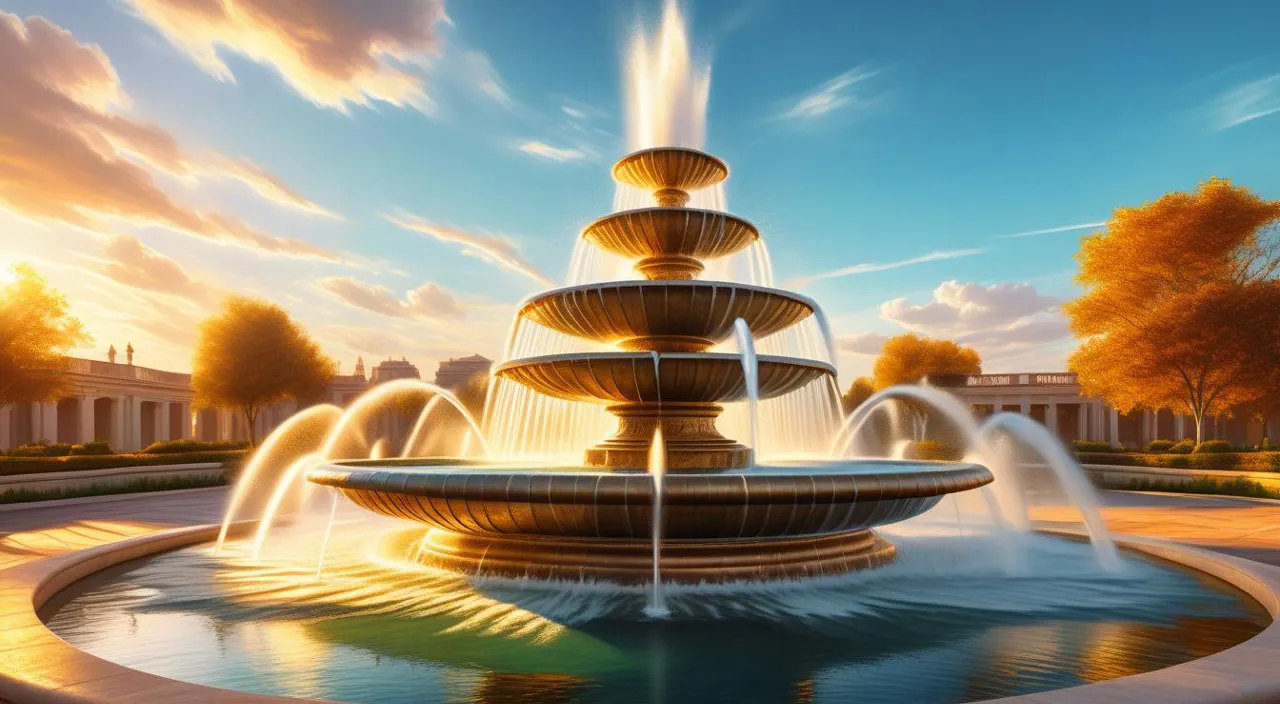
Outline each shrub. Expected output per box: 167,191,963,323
141,439,251,454
1076,452,1137,466
1074,441,1116,453
0,450,249,476
69,441,113,456
1195,440,1234,454
1144,439,1175,453
10,444,49,457
1169,440,1195,454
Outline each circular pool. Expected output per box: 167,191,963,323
40,514,1268,704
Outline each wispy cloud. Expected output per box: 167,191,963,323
466,51,515,109
125,0,447,113
318,276,464,320
790,249,984,287
781,66,878,120
386,212,553,286
997,221,1105,239
0,12,339,261
1212,74,1280,130
517,141,588,163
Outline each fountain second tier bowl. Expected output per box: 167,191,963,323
307,459,993,583
520,281,816,352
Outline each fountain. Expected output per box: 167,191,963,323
304,144,994,584
27,4,1278,703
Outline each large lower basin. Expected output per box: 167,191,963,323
493,351,833,405
306,459,993,541
518,280,816,352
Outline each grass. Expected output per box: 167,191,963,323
1098,475,1280,500
0,473,229,504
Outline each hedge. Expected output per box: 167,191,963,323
0,474,229,504
0,450,249,477
1094,475,1280,500
1077,451,1280,472
140,439,251,454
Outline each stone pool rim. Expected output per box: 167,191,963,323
3,522,1279,703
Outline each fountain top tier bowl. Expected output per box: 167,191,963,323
612,146,728,207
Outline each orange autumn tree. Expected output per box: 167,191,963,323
871,334,982,390
1067,178,1280,444
192,297,337,444
841,376,876,414
0,264,89,410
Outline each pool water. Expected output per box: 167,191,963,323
42,519,1269,704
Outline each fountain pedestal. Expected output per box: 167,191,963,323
585,402,749,471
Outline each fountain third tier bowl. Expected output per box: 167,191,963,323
306,146,996,583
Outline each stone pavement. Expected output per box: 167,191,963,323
0,487,228,572
1033,491,1280,567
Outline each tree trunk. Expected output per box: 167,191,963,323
243,405,259,446
1194,413,1204,445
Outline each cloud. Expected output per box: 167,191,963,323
387,213,553,286
879,281,1071,358
125,0,447,113
781,66,877,120
790,249,983,287
838,332,889,356
319,276,464,320
465,51,514,108
319,324,423,358
0,12,338,260
997,221,1105,239
562,105,587,119
99,235,211,302
518,140,588,162
1213,74,1280,130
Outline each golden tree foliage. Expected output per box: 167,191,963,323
1067,178,1280,443
0,264,89,408
841,376,875,414
192,296,336,443
871,334,981,391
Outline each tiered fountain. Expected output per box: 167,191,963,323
307,146,994,583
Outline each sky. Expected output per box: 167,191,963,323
1,0,1278,385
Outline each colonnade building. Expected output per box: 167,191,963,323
941,373,1277,447
3,355,493,452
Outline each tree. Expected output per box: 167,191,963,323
841,376,875,414
0,264,89,409
1066,178,1280,443
871,334,982,390
192,297,336,444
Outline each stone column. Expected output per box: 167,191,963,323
1019,396,1031,415
122,396,142,452
35,402,57,443
1109,407,1120,446
0,405,10,449
156,401,170,445
1046,399,1058,436
109,397,125,452
77,396,95,444
1175,415,1186,440
1077,403,1088,441
180,402,192,439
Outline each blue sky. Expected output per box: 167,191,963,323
1,0,1277,381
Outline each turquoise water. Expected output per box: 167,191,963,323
43,522,1268,704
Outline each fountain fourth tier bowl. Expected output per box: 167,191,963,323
494,352,834,470
307,460,994,583
520,280,816,352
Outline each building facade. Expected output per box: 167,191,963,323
1,358,194,452
370,358,421,385
433,354,492,390
942,372,1277,447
